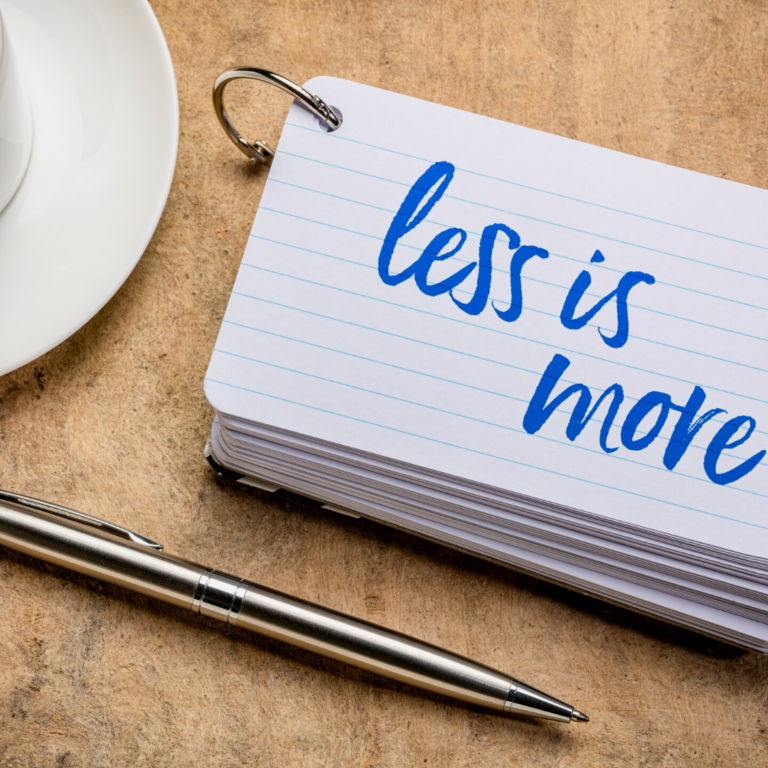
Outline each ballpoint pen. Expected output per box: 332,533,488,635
0,489,589,723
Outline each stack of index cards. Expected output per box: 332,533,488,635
205,78,768,650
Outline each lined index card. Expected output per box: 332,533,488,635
206,77,768,559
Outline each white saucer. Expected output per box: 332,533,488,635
0,0,178,375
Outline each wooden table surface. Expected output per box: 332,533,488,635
2,0,768,765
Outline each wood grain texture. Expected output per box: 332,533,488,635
1,0,768,765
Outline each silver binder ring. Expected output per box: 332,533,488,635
213,67,342,164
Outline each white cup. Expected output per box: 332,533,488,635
0,9,32,213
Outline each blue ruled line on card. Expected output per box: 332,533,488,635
249,233,768,345
232,270,768,409
283,122,768,256
270,148,768,313
257,199,768,316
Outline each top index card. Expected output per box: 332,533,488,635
205,77,768,558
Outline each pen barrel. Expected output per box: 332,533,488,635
234,578,515,711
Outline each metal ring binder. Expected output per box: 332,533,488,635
213,67,342,164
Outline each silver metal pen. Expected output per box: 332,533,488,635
0,489,588,723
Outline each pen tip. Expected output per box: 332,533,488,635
571,710,589,723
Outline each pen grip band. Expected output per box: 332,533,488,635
192,568,248,626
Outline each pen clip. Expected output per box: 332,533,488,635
0,490,164,551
